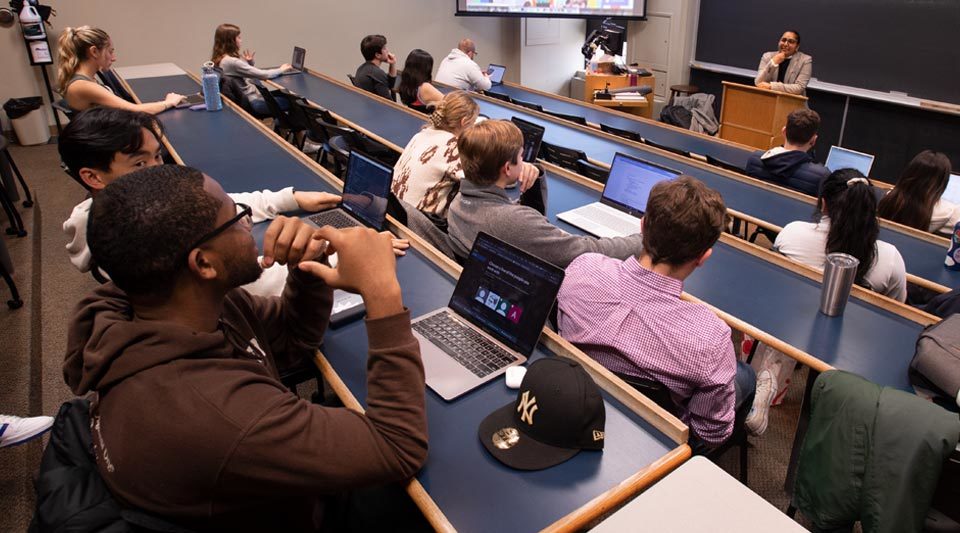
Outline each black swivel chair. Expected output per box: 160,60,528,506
0,135,31,237
483,91,512,103
539,141,587,172
643,138,692,159
576,159,610,184
287,98,335,159
254,86,303,145
511,98,543,112
542,109,588,126
600,122,643,143
347,74,358,87
706,155,748,176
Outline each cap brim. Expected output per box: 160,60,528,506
478,402,580,471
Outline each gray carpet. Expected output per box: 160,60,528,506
0,142,811,530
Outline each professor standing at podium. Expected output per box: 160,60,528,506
754,31,812,96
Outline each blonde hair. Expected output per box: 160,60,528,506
211,23,241,66
457,120,523,185
57,26,111,95
428,90,479,134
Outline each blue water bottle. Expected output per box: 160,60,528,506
201,61,222,112
945,221,960,270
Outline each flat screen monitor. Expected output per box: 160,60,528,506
456,0,646,19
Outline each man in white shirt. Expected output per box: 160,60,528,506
435,38,492,92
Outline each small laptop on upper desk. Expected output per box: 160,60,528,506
412,233,564,401
306,151,391,231
825,145,875,176
557,152,680,238
940,173,960,205
277,46,306,76
486,63,506,85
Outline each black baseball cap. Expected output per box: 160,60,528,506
478,358,605,471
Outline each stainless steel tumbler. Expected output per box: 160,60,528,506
819,253,859,316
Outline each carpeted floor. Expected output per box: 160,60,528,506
0,141,812,531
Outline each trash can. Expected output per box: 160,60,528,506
3,97,50,146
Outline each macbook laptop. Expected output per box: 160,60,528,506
557,152,680,238
307,151,391,231
510,116,545,163
412,232,564,401
278,46,306,76
825,145,875,176
486,63,506,85
941,173,960,205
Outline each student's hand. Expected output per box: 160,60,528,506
757,82,771,90
385,52,397,65
280,63,293,72
517,162,541,193
772,51,787,65
293,191,341,212
164,93,185,108
382,231,410,257
243,49,256,62
298,226,403,318
261,216,329,268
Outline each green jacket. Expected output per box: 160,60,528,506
793,370,959,533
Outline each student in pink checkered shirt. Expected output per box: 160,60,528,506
557,176,759,453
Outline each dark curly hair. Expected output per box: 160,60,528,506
88,164,221,297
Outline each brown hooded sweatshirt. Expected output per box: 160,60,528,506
63,268,427,531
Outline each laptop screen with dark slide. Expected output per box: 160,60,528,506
340,152,392,230
449,233,564,356
510,117,545,163
601,153,681,217
291,47,306,71
486,63,506,84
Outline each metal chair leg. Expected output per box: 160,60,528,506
3,151,33,208
0,262,23,309
0,184,26,237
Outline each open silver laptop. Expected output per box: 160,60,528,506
941,173,960,205
306,151,390,231
557,152,680,238
412,233,564,401
278,46,306,76
825,145,875,176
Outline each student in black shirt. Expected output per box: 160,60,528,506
354,34,397,100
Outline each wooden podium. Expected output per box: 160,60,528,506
718,81,807,149
584,73,654,119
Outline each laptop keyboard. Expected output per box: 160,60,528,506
309,210,359,229
578,205,640,235
414,312,519,378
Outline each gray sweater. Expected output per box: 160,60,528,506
447,180,643,268
219,56,284,103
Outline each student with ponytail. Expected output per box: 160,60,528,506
391,90,479,216
776,168,907,301
211,23,293,116
877,150,958,236
57,26,184,114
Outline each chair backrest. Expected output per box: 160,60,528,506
347,74,358,87
576,159,610,184
254,85,291,124
52,100,75,122
512,98,543,112
705,154,748,176
483,91,512,104
288,98,331,142
539,141,587,171
543,109,587,126
644,138,691,158
96,69,135,103
600,122,643,143
613,372,676,414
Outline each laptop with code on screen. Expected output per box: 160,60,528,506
557,152,680,238
825,145,875,176
306,151,391,231
412,232,564,401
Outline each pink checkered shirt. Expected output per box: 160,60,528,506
557,253,736,445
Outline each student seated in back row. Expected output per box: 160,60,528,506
62,165,428,531
397,49,444,113
354,34,397,100
447,119,643,268
557,176,759,452
877,150,958,236
745,108,830,197
211,23,294,116
57,107,407,295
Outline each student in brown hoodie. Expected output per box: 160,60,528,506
63,164,428,531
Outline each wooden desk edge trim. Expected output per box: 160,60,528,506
541,444,691,533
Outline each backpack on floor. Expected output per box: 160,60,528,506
659,105,692,129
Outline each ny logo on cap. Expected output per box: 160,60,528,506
517,390,539,425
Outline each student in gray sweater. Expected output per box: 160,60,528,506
447,120,643,267
211,23,292,116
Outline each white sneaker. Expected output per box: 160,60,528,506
744,370,778,436
0,414,54,448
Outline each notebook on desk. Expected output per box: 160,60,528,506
277,46,306,76
557,153,680,238
412,233,564,401
825,145,875,176
306,151,391,231
486,63,506,85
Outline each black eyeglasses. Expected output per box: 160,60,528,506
185,203,253,257
780,37,798,44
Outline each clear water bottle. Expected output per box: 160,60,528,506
201,61,222,112
945,221,960,270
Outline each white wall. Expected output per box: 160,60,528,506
518,18,586,96
0,0,521,130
